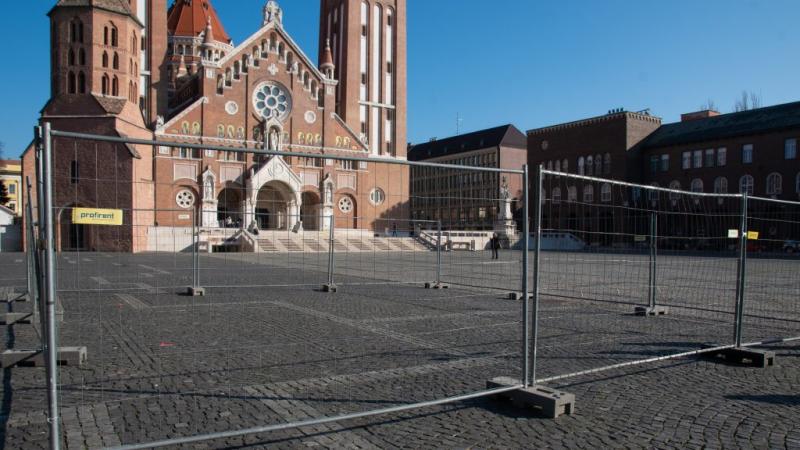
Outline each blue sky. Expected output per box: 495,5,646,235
1,0,798,157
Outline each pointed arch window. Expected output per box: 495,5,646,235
577,157,585,175
112,76,119,96
78,48,85,65
604,153,611,175
113,52,119,70
102,74,109,95
77,72,86,94
68,49,75,66
586,156,594,176
102,52,109,68
104,27,109,46
67,71,76,94
111,25,118,47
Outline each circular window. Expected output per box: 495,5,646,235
369,188,385,206
338,196,353,213
253,82,292,121
176,190,195,209
225,101,239,115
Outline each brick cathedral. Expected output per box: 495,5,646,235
24,0,408,252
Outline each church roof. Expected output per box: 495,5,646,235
408,125,527,161
51,0,143,26
167,0,231,44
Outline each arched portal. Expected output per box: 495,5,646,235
217,187,243,227
300,191,321,230
256,181,294,230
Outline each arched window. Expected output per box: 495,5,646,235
67,71,76,94
595,154,602,175
70,19,83,43
77,71,85,94
546,161,553,171
78,48,85,65
577,157,585,175
739,175,754,195
68,49,75,66
112,76,119,96
691,178,704,193
796,173,800,195
101,74,109,95
713,177,728,194
601,183,611,202
562,159,568,173
568,186,577,202
766,172,783,196
552,187,561,204
586,156,594,176
104,26,109,46
111,25,118,47
554,160,561,172
286,52,294,70
102,52,108,68
129,81,133,101
669,180,681,202
583,185,594,203
604,153,611,175
113,52,119,70
648,183,660,202
216,75,224,94
132,33,137,55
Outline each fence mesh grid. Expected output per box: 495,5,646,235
31,132,527,448
536,170,743,381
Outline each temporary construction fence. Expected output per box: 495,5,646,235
22,123,531,450
532,168,798,385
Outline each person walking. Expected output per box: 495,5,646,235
491,233,500,260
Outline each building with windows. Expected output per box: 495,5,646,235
408,125,527,229
0,160,22,216
23,0,408,252
526,102,800,246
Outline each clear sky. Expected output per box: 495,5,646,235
1,0,798,157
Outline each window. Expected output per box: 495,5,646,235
739,175,754,195
669,180,681,202
338,196,354,213
568,186,577,202
77,72,85,94
112,76,119,96
586,156,593,176
648,183,659,202
766,173,783,196
111,25,118,47
742,144,753,164
796,173,800,194
786,139,797,160
595,154,602,175
660,154,669,172
104,26,109,46
705,149,715,167
604,153,611,175
176,190,195,209
68,49,75,66
70,161,79,184
339,160,355,171
102,52,108,68
552,187,561,204
554,160,561,172
101,74,109,95
583,185,594,203
713,177,728,194
113,52,119,70
650,156,659,174
601,183,611,202
577,157,585,175
78,48,85,65
369,188,385,206
691,178,704,193
682,151,691,169
562,159,568,173
7,184,15,194
693,150,702,168
67,71,76,94
717,147,727,166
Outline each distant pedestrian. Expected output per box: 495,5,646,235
392,223,398,237
490,233,500,260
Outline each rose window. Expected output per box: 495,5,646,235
253,82,291,120
338,197,353,214
176,190,195,209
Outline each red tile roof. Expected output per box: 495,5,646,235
167,0,230,44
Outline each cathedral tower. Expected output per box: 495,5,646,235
319,0,407,158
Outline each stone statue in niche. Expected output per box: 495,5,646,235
156,115,165,129
204,175,214,200
291,61,299,74
268,129,279,151
323,174,333,205
500,176,510,200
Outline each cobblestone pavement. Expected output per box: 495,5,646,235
0,251,798,449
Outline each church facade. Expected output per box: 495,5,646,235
24,0,408,252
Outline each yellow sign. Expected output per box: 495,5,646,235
72,208,123,226
747,231,759,241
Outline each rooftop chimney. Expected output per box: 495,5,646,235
681,110,721,122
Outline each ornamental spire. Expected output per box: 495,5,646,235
263,1,283,27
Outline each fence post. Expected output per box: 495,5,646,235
649,212,657,309
734,193,748,347
527,164,540,387
324,214,337,292
42,122,62,450
186,210,205,296
436,220,442,286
